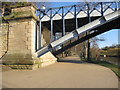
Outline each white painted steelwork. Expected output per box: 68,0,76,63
36,10,120,57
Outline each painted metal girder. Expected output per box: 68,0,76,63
36,10,120,57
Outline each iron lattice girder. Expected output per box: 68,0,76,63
37,2,119,20
37,2,119,34
36,10,120,57
35,2,119,55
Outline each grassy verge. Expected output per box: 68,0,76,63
89,60,120,78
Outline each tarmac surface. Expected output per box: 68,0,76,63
2,55,119,88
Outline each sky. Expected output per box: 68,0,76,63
97,29,119,48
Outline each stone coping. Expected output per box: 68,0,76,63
3,5,39,21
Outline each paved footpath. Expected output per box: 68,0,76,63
2,55,119,88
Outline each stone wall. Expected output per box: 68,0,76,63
12,6,36,13
2,19,34,65
0,5,57,70
0,23,9,59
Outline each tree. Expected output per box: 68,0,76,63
90,37,105,60
33,2,51,9
100,44,120,57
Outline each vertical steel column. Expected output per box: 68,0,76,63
115,1,118,11
86,3,91,61
74,5,79,39
87,3,91,22
61,7,65,57
74,5,79,52
74,5,78,30
100,2,104,16
35,22,38,51
54,33,56,41
39,12,42,48
62,7,65,36
37,22,40,49
50,8,53,42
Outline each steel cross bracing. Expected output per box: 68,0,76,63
35,2,120,57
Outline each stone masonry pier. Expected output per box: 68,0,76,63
0,4,57,70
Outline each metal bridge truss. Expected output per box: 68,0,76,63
36,2,120,57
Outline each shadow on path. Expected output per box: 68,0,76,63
58,59,85,64
58,55,85,64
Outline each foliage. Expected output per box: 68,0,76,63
100,44,120,57
89,37,105,60
101,44,120,50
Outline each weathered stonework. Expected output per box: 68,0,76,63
42,26,51,45
0,5,57,70
0,23,9,59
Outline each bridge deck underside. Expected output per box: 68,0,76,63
42,16,101,33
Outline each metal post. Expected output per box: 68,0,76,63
86,3,91,61
87,3,91,22
61,7,66,57
87,39,90,61
62,7,65,36
37,22,40,50
115,1,118,11
100,2,104,16
74,5,79,51
74,5,79,39
39,18,42,48
50,8,53,42
74,5,78,30
35,22,38,51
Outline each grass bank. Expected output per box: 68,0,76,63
89,60,120,78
